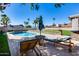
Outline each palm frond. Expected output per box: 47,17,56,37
54,3,65,8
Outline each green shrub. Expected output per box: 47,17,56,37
0,30,4,35
26,25,32,28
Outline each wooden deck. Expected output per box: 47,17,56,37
8,39,79,56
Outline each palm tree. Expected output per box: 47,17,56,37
30,3,64,10
0,3,10,13
33,17,39,29
27,18,30,21
0,3,64,11
24,21,29,27
52,18,56,26
0,14,10,27
21,3,39,11
24,18,32,28
54,3,64,8
27,18,30,24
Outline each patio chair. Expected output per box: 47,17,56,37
20,39,41,56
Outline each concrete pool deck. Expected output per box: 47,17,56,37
7,32,79,56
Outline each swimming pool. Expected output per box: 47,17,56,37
11,32,37,37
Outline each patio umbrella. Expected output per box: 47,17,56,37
38,16,44,35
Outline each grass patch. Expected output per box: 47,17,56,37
42,30,61,34
0,34,10,56
62,30,72,36
41,29,72,36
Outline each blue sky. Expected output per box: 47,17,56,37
1,3,79,26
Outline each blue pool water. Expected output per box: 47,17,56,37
11,32,37,37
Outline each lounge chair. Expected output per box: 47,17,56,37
44,37,74,52
20,39,41,56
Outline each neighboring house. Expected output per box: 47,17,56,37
0,25,7,32
45,23,72,28
69,14,79,41
59,23,72,28
7,25,24,31
0,25,33,31
69,14,79,31
7,25,14,31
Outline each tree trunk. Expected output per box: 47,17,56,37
35,24,36,29
59,29,63,35
4,25,8,32
40,30,41,35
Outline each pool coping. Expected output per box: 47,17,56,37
7,31,71,40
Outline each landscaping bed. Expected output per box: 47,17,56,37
0,33,10,56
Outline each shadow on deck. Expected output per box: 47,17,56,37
25,42,79,56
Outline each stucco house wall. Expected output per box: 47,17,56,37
69,14,79,41
71,18,79,31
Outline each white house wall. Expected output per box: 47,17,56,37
72,18,79,31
